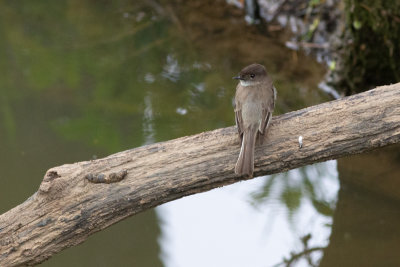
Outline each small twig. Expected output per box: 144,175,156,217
286,41,329,49
359,3,373,13
270,0,290,24
274,247,325,267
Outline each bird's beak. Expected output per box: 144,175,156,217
233,76,243,80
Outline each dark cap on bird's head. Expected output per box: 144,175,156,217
233,63,267,81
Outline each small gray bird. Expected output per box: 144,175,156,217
233,63,276,177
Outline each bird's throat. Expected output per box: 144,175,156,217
240,80,260,87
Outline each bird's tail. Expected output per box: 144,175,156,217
235,125,258,177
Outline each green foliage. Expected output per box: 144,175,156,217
309,0,322,7
336,0,400,94
303,18,320,42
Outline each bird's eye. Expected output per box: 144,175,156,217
250,74,255,78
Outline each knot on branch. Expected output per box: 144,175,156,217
38,169,68,195
46,171,61,180
85,170,127,184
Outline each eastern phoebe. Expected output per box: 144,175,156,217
233,63,276,177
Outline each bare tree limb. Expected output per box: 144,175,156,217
1,83,400,266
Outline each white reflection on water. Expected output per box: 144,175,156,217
162,54,181,82
143,94,155,145
156,160,338,267
144,73,156,83
176,107,188,115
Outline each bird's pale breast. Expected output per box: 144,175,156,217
241,90,263,129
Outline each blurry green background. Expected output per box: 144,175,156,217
0,0,328,210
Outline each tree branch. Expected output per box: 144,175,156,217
1,83,400,266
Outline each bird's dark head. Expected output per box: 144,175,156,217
233,63,268,86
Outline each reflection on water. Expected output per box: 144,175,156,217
143,94,155,145
320,144,400,267
251,162,337,220
162,54,181,82
1,0,398,266
320,182,400,267
157,161,338,267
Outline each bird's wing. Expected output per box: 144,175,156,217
259,110,272,135
234,85,244,142
259,85,276,135
235,107,244,141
